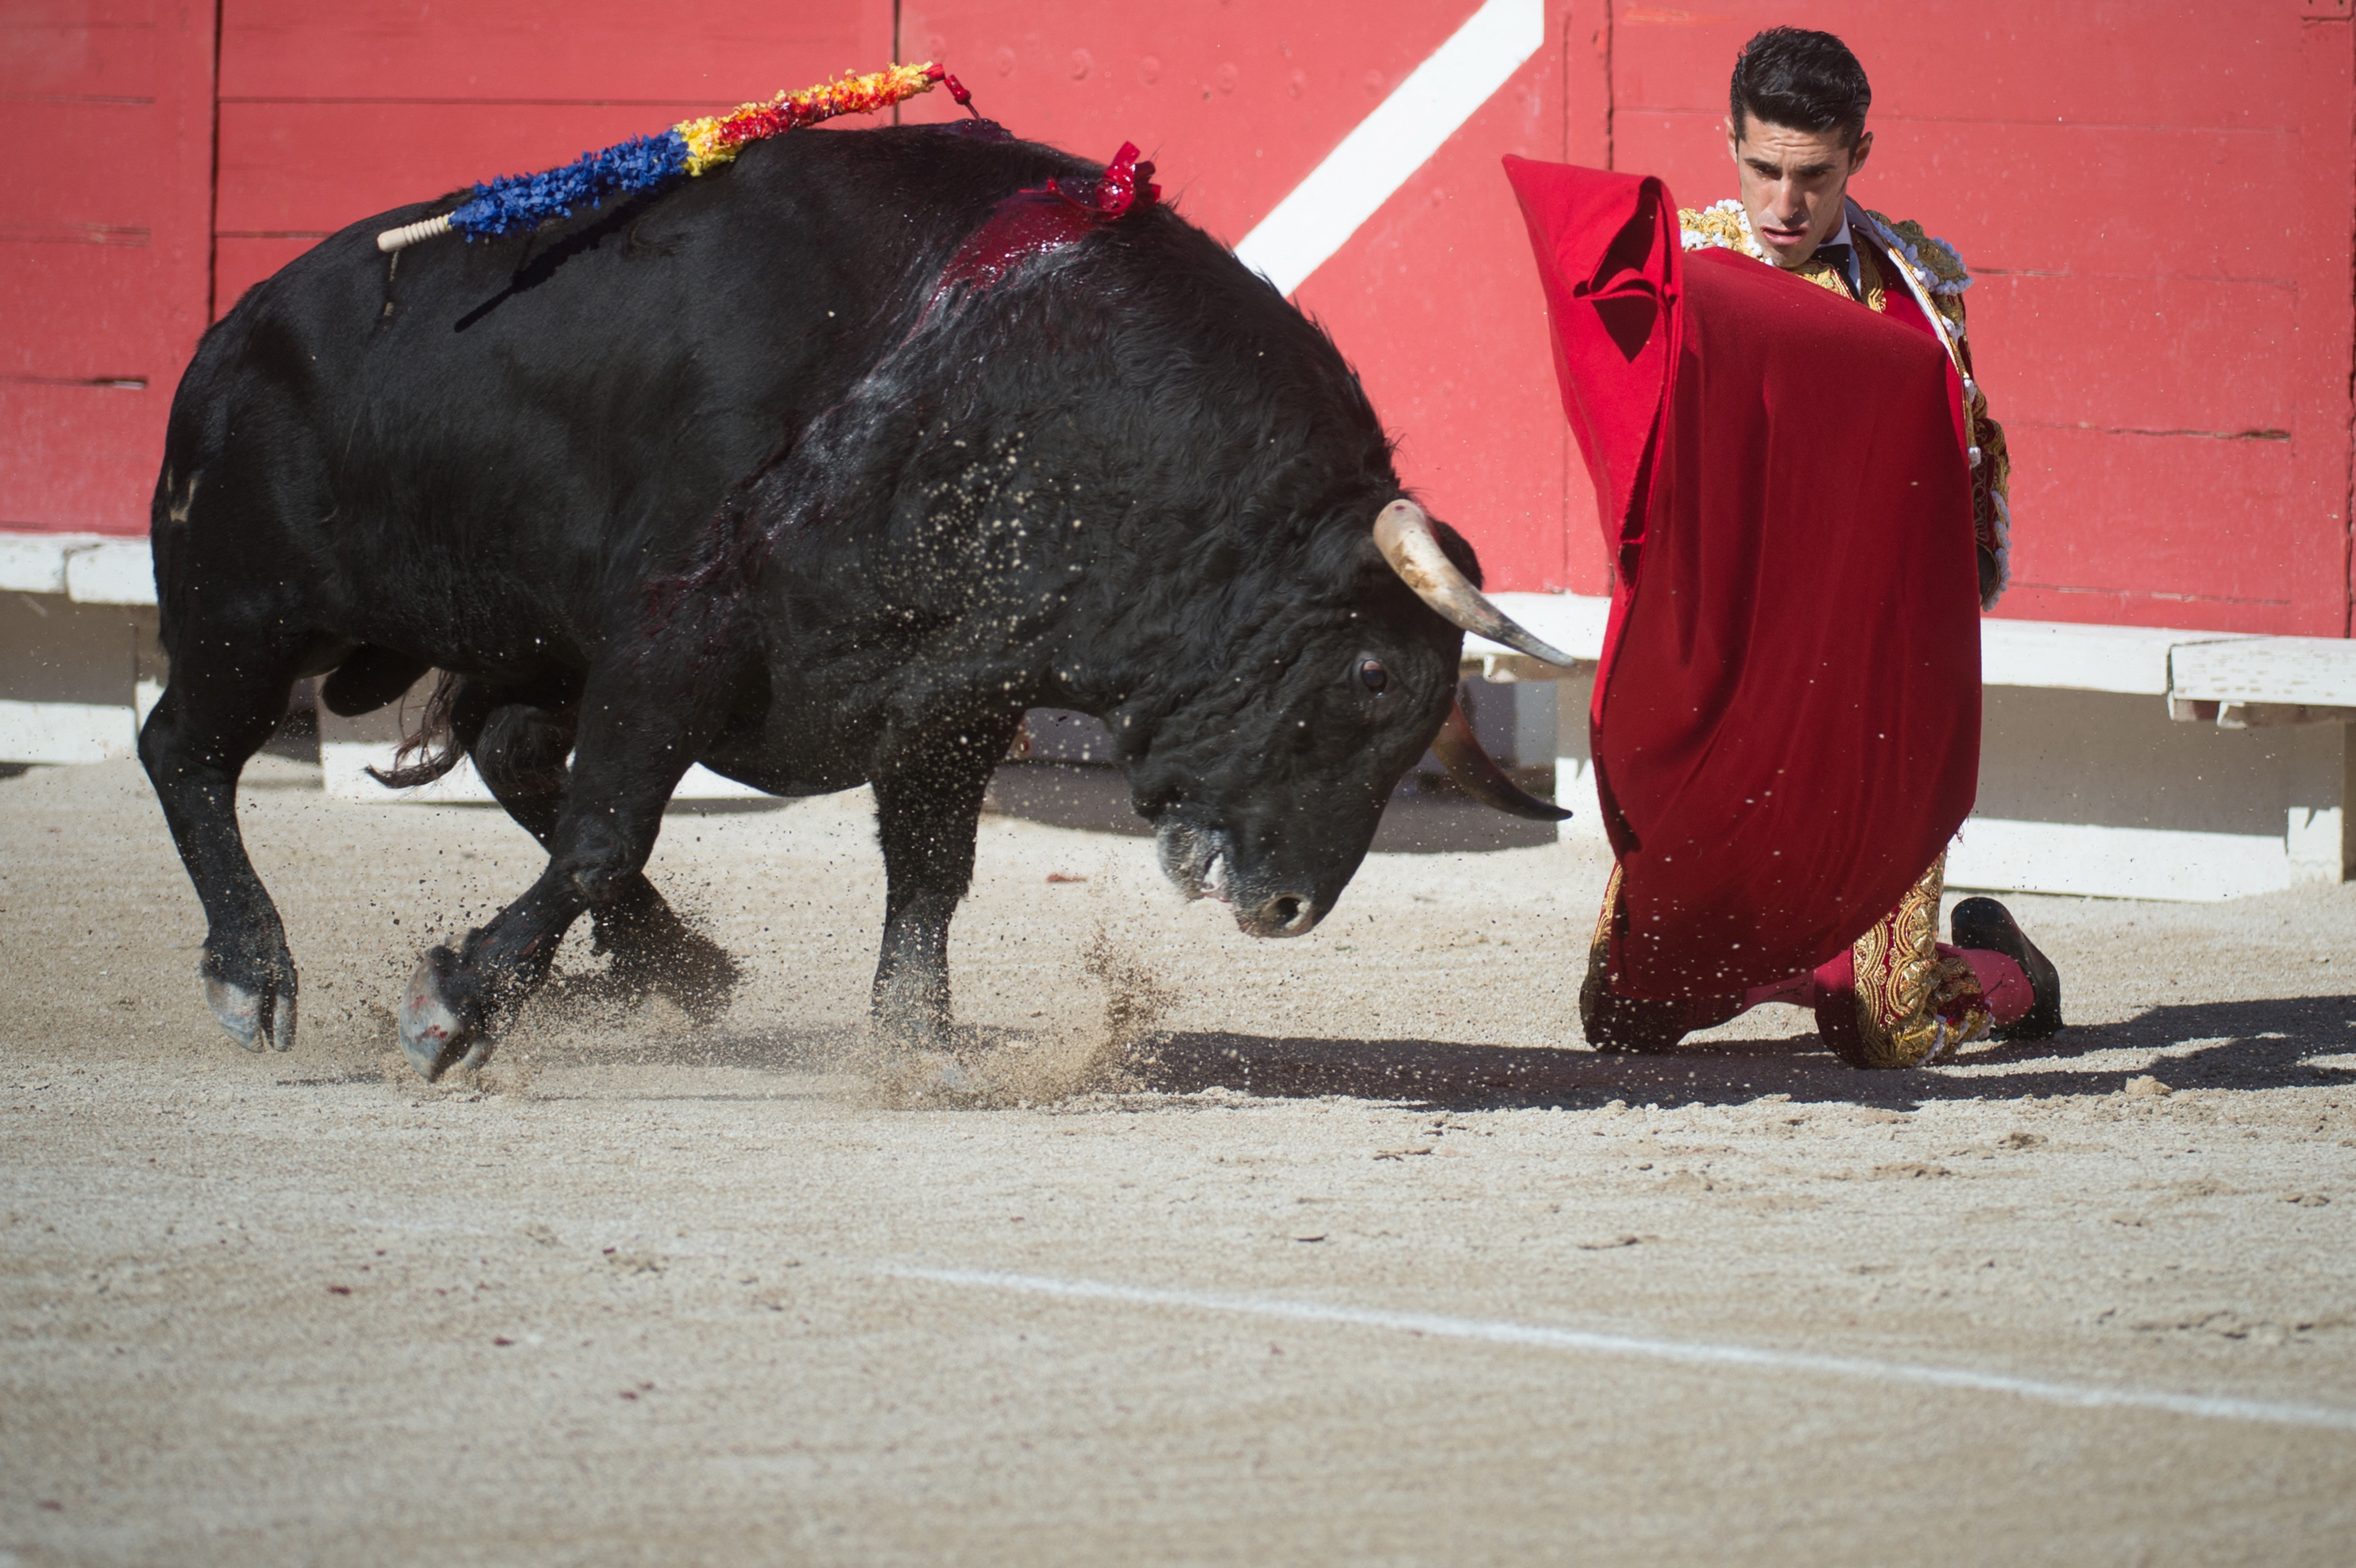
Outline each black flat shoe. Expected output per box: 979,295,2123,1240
1950,896,2063,1041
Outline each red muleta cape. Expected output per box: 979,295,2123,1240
1501,156,1981,998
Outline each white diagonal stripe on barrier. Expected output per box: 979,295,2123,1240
880,1264,2356,1435
1233,0,1545,296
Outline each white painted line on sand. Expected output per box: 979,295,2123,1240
882,1265,2356,1435
1233,0,1544,297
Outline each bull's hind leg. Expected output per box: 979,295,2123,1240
470,700,739,1020
869,714,1023,1049
396,670,720,1079
587,869,743,1022
139,635,310,1052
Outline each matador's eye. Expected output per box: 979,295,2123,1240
1358,658,1388,694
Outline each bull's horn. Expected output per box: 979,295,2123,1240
1373,499,1579,666
1432,697,1571,822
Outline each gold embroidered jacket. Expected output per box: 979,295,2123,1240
1678,198,2011,609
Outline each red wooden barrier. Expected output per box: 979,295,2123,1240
2,2,2349,639
1,0,217,536
902,0,1582,596
1609,2,2355,635
210,1,894,315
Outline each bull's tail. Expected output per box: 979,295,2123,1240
365,670,469,790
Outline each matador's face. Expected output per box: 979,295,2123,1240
1725,118,1875,269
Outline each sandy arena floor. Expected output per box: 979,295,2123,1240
3,755,2354,1565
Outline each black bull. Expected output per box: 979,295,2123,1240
140,123,1567,1081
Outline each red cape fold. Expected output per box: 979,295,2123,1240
1502,156,1981,998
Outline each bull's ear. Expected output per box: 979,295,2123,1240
1432,697,1570,822
1373,501,1578,667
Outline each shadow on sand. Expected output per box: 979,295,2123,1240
462,991,2356,1114
1135,993,2356,1111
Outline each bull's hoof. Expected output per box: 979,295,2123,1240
871,1047,983,1105
916,1052,980,1095
866,997,980,1099
869,1005,951,1058
398,947,479,1081
199,952,296,1054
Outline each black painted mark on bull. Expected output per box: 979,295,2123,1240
139,123,1557,1082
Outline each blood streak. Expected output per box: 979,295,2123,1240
929,142,1161,306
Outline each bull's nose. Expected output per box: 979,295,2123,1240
1252,892,1319,937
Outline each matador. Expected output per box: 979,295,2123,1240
1506,27,2063,1068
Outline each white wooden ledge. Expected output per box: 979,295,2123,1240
0,532,156,604
1469,593,2266,699
12,536,2356,899
3,541,2309,705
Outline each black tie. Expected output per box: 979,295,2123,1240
1813,241,1856,299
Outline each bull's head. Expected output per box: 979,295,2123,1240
1127,499,1577,938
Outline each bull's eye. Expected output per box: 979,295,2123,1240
1358,658,1388,695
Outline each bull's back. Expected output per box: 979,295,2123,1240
156,126,1084,670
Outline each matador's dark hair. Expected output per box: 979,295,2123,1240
1729,27,1871,149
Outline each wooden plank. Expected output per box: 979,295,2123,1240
218,98,763,234
2,17,155,98
1609,1,2308,132
0,383,164,531
2285,17,2354,637
0,531,157,603
1292,45,1567,593
218,0,893,102
1946,817,2302,903
0,100,160,227
1485,597,2261,698
0,699,139,765
0,2,161,27
1996,587,2308,639
898,0,1481,251
1976,620,2242,697
62,537,156,603
0,533,80,594
903,2,1578,588
1230,0,1547,297
1557,0,1611,597
2,0,212,533
2173,637,2356,708
2003,423,2296,608
151,0,218,401
0,241,171,380
210,234,318,317
1966,274,2298,435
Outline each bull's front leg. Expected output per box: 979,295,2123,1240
868,714,1022,1049
471,697,739,1020
396,671,714,1080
